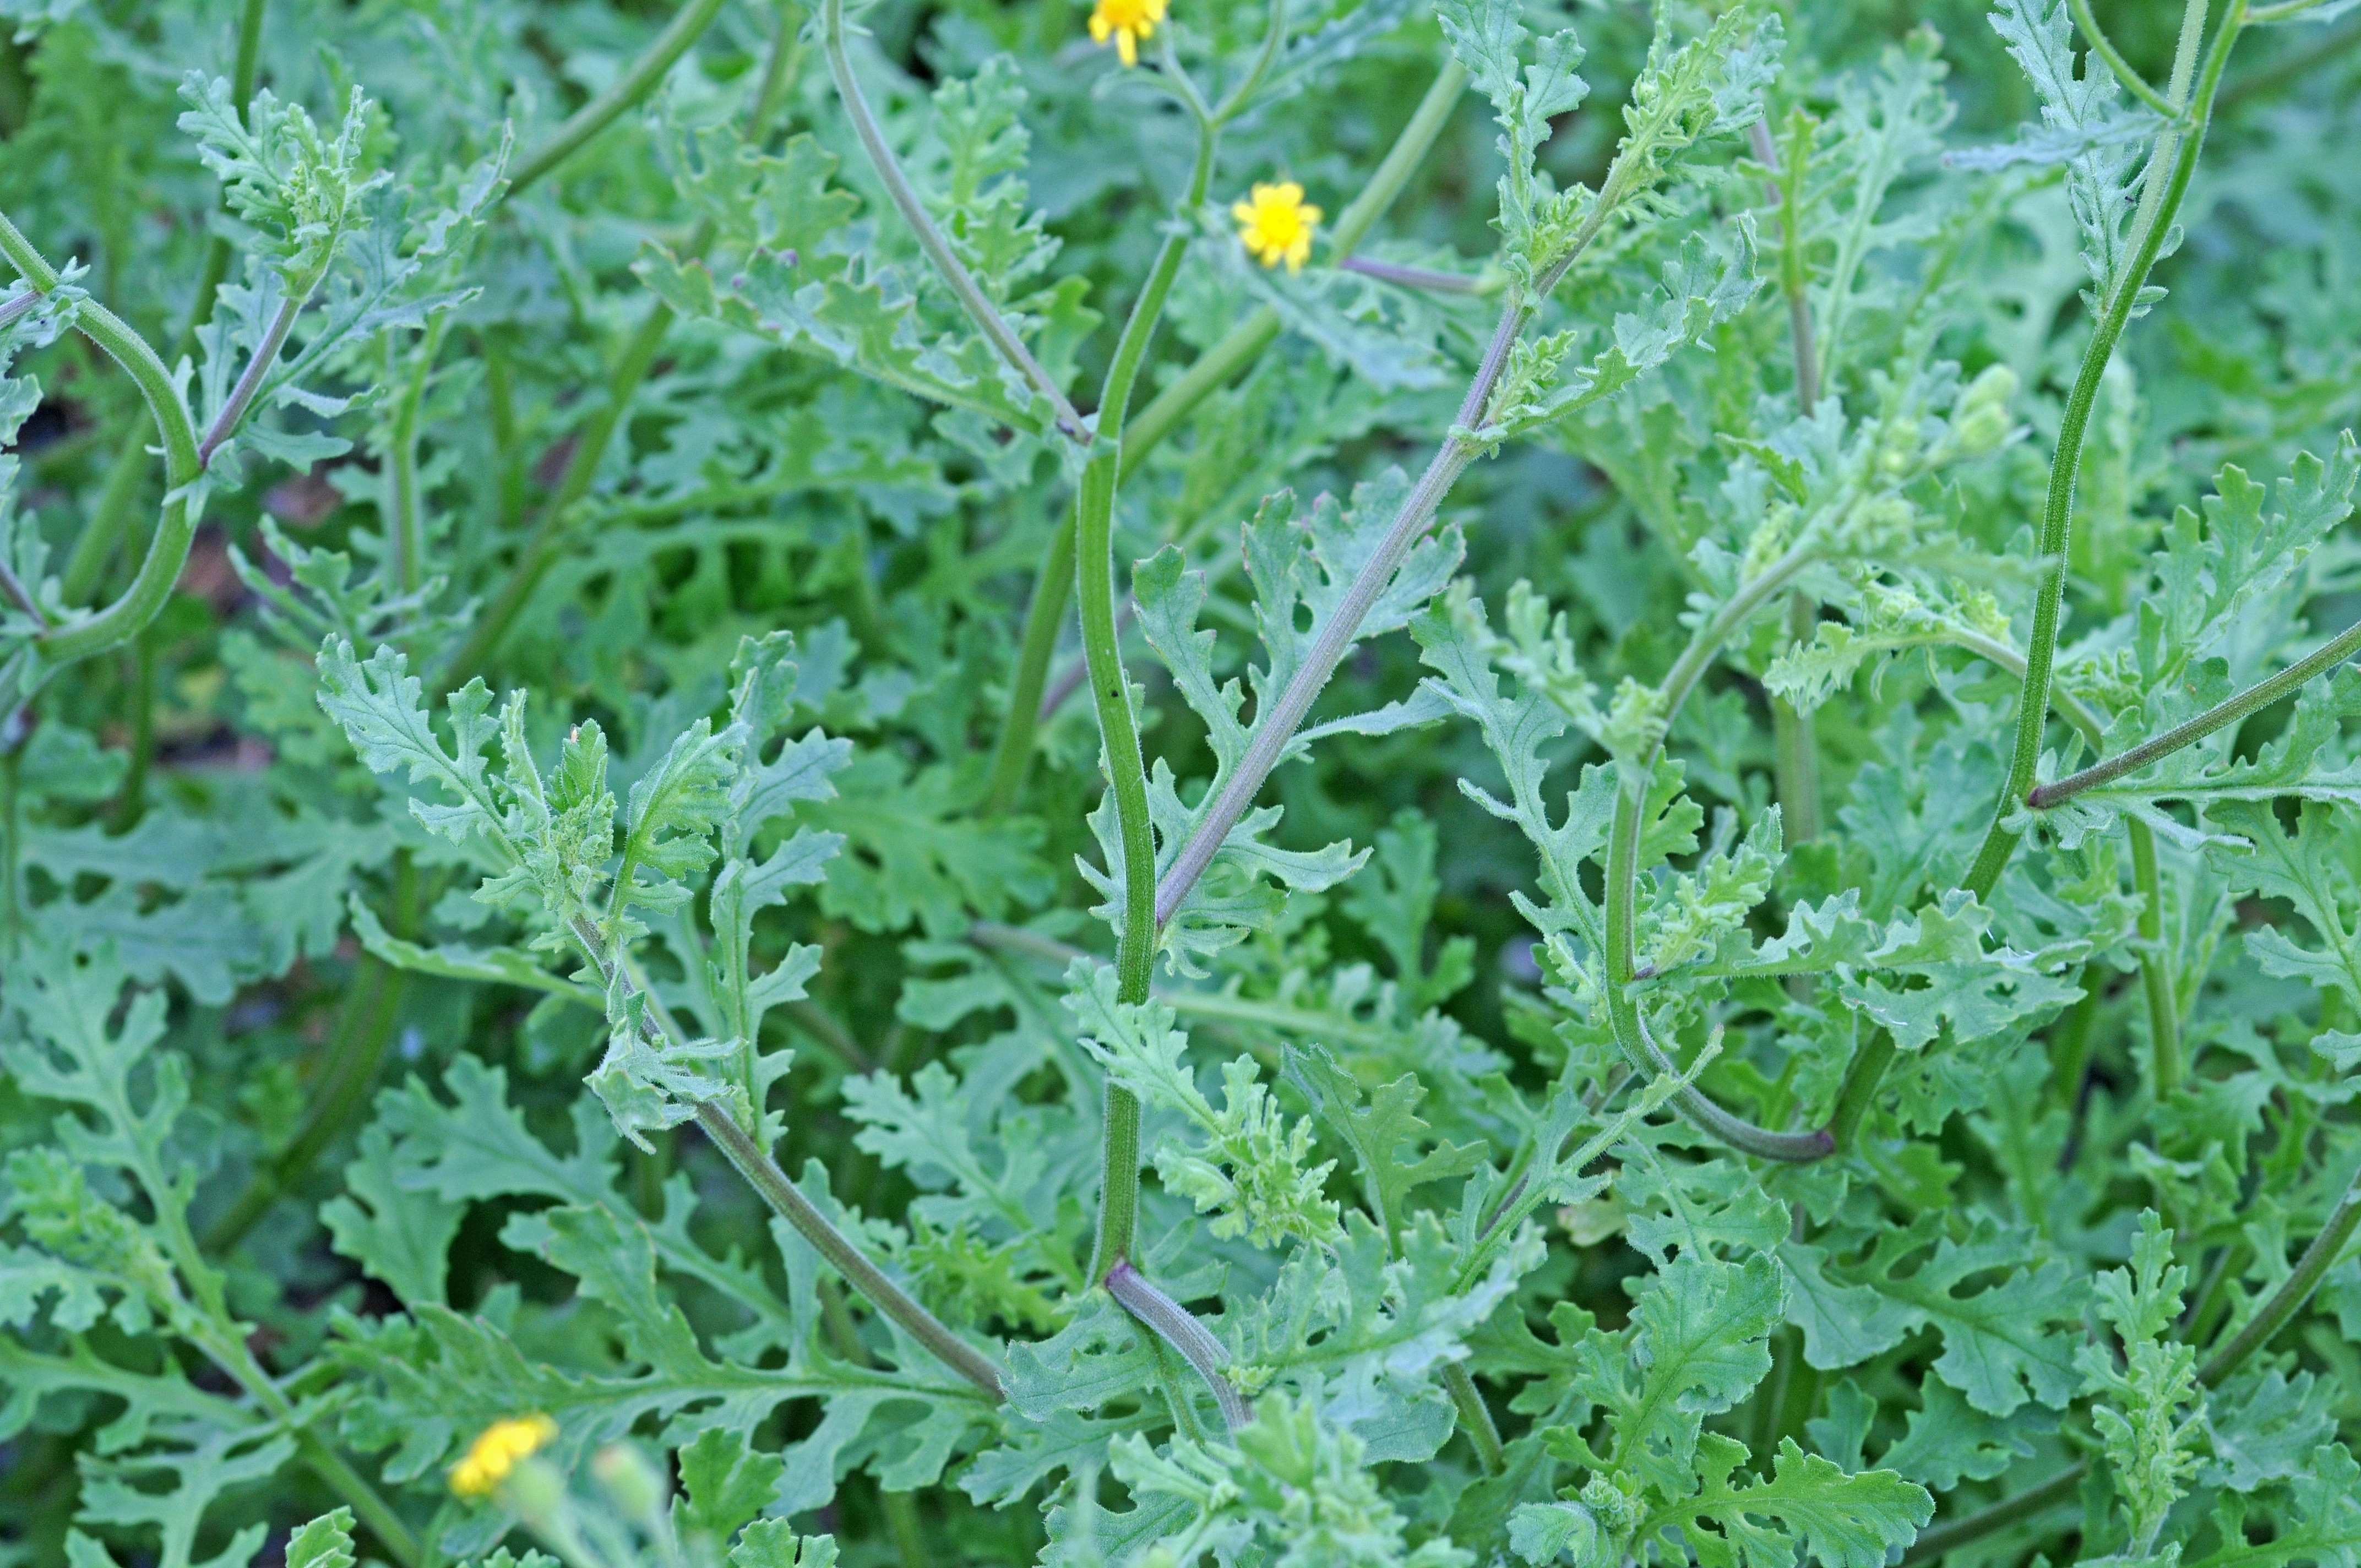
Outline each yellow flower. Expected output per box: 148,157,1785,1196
1088,0,1166,67
1233,181,1323,274
449,1414,558,1499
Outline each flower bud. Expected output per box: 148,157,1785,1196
1948,363,2018,456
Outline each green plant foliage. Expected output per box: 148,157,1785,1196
5,0,2361,1562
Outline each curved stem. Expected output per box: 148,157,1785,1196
2069,0,2188,118
506,0,731,197
1606,771,1835,1162
58,0,260,606
1962,0,2242,899
1,211,207,673
820,0,1085,443
1106,1261,1251,1431
1209,0,1288,124
2030,612,2361,808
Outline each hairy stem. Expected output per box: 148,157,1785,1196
1105,1260,1252,1431
2069,0,2189,118
820,0,1084,442
1962,0,2240,899
1443,1362,1505,1474
505,0,731,196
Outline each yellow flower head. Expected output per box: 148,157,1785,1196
1233,181,1323,274
1089,0,1166,66
449,1413,558,1499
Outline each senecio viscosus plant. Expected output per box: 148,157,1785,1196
4,0,2361,1561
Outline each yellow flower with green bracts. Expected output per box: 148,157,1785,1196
449,1413,558,1498
1233,181,1322,274
1088,0,1166,66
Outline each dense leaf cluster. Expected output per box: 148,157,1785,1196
4,0,2361,1564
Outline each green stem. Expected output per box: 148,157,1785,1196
1962,0,2240,899
695,1101,1004,1398
386,318,450,595
204,853,419,1254
58,0,266,604
1606,769,1836,1162
110,630,156,831
2069,0,2188,118
1906,1158,2361,1564
442,14,803,685
443,295,674,685
1122,60,1467,470
1443,1362,1505,1474
2194,1159,2361,1385
505,0,731,197
2129,819,2182,1095
1075,124,1217,1280
982,507,1078,815
980,59,1467,812
1152,119,1664,926
195,269,316,467
1,212,205,674
1747,117,1825,842
819,0,1084,442
2029,613,2361,808
1825,1031,1896,1147
1773,594,1823,843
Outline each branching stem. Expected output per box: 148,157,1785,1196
2028,612,2361,809
1962,0,2241,899
1106,1261,1252,1431
980,61,1466,813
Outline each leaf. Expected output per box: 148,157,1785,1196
1656,1434,1933,1568
319,1123,465,1308
285,1509,357,1568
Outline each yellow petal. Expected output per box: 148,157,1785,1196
1117,26,1136,64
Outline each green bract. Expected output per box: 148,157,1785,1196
3,0,2360,1563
